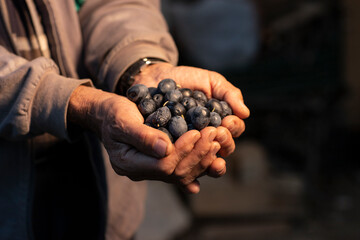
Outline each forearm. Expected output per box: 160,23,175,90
0,47,90,140
79,0,178,92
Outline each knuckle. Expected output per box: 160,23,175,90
199,158,211,170
233,88,243,99
174,167,188,180
140,130,154,147
196,148,209,160
158,162,175,176
216,127,228,143
174,144,193,161
211,70,225,80
179,177,193,186
176,171,196,186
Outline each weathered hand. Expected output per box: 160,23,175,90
68,85,222,193
133,63,250,180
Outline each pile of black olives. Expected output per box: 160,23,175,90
126,78,233,142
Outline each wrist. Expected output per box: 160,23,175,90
116,57,168,95
133,61,175,87
68,85,112,136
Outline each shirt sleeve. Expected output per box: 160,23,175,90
78,0,179,93
0,46,92,141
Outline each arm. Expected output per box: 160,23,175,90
66,62,250,193
77,0,249,192
79,0,178,93
0,46,91,140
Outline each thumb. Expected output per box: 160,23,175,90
123,122,173,158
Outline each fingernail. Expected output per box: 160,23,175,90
154,139,168,158
217,162,226,175
217,166,226,175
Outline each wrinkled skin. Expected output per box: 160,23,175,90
68,63,249,194
131,63,250,192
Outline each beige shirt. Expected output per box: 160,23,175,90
0,0,178,239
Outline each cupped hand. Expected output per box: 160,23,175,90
132,63,249,174
68,86,222,193
100,95,229,193
108,126,219,194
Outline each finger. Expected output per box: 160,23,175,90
120,122,173,159
207,158,227,178
150,130,201,180
109,142,161,180
221,115,246,138
223,89,250,120
215,126,235,157
174,130,201,160
209,73,250,119
173,127,217,183
158,130,201,178
181,179,201,194
188,141,220,181
109,131,200,181
174,130,201,147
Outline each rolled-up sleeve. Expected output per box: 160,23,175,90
0,46,91,140
79,0,178,92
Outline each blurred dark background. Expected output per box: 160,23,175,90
137,0,360,239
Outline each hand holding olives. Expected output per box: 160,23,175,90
127,78,235,142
